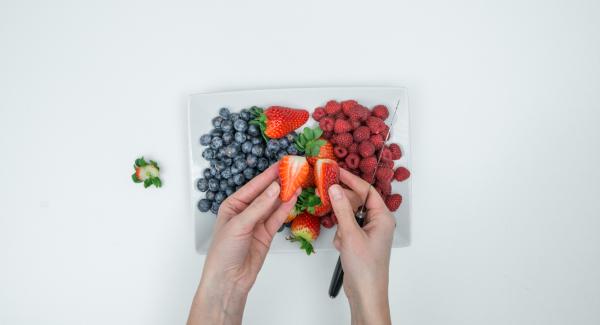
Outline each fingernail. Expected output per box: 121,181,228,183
266,182,280,198
329,185,343,201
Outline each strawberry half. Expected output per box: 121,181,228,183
278,155,310,202
313,158,339,216
295,126,336,165
250,106,309,139
287,213,321,255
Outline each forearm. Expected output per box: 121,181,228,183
187,277,248,325
348,290,391,325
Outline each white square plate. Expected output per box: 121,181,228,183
188,87,411,254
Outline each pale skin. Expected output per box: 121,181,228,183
188,164,395,325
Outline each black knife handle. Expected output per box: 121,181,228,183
328,213,366,298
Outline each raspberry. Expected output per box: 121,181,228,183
319,117,334,132
347,105,369,121
349,169,361,176
370,134,384,150
353,126,370,143
338,161,347,169
334,119,352,134
325,100,342,115
320,215,335,228
376,180,392,196
348,143,358,154
361,172,376,183
345,153,360,169
341,100,358,116
389,143,402,160
334,145,348,159
332,133,353,147
334,112,346,120
380,147,393,161
330,212,338,224
385,194,402,211
366,116,387,134
394,166,410,182
371,104,389,120
375,167,394,182
312,107,326,121
379,159,394,169
350,120,361,130
359,156,377,174
358,141,375,158
322,131,333,139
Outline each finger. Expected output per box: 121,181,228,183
264,188,301,236
328,184,361,235
339,168,388,215
227,162,280,205
343,188,363,211
234,181,282,229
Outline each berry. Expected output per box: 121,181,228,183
251,137,262,144
246,154,258,168
366,116,386,134
240,109,252,121
375,167,394,182
210,201,220,214
312,107,326,121
371,104,389,120
206,191,216,201
243,168,256,180
324,100,342,115
278,155,310,202
241,141,253,153
320,215,334,229
351,120,361,129
218,107,230,118
334,146,348,159
389,143,402,160
212,116,224,128
277,150,287,160
247,124,260,136
221,119,233,132
250,106,309,139
361,172,375,183
341,99,358,116
200,134,212,146
215,191,226,203
251,144,264,157
369,134,384,150
224,145,239,158
197,178,208,192
220,168,232,179
358,141,375,158
380,147,393,161
197,199,211,212
376,180,392,196
203,168,212,179
334,119,352,133
225,187,235,196
233,173,245,185
288,213,321,255
285,131,297,143
210,137,224,150
267,139,280,152
210,128,223,137
346,105,369,121
234,132,247,144
359,156,377,174
257,158,269,171
287,146,298,154
322,131,333,139
353,126,370,143
345,153,360,169
394,166,411,182
300,165,315,188
295,127,335,165
334,112,346,120
202,148,216,160
385,194,402,211
278,138,290,148
234,119,248,132
331,133,353,147
319,117,335,132
222,132,233,144
380,159,394,169
348,143,358,154
234,158,246,170
208,178,220,192
230,112,241,121
313,159,339,216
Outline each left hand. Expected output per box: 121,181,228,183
188,163,299,325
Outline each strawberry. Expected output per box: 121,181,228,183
359,156,377,174
394,166,411,182
366,116,387,134
319,116,335,132
314,159,339,216
345,153,360,169
369,134,385,150
320,214,335,229
288,213,321,255
278,155,310,202
295,127,335,165
289,187,322,220
300,165,315,188
389,143,402,160
341,100,358,116
334,119,352,133
348,143,358,154
331,133,353,147
312,107,326,121
375,167,394,182
358,141,375,158
132,157,162,188
371,104,389,120
353,126,371,143
325,100,342,115
334,146,348,159
250,106,309,139
385,194,402,211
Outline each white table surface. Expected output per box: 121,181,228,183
1,1,599,324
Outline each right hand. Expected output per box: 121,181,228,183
328,169,395,325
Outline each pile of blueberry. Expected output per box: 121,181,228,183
196,107,301,214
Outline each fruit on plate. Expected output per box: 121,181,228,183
132,157,162,188
287,212,321,255
250,106,309,139
286,187,322,223
294,126,336,165
278,155,310,202
313,158,340,216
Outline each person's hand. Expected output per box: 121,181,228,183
188,163,299,325
328,168,396,325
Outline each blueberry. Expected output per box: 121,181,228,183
218,147,226,158
277,224,285,232
209,167,218,177
235,159,246,170
287,146,298,155
251,137,262,145
227,178,236,186
233,173,245,185
222,132,234,145
219,180,228,192
200,134,212,146
285,132,297,143
240,109,252,121
257,158,269,171
197,199,211,212
234,132,247,143
202,148,216,160
225,187,235,196
247,124,260,137
223,158,233,166
284,222,291,228
234,119,248,132
206,191,216,201
276,150,287,160
214,172,221,180
230,166,240,175
210,128,223,137
224,145,239,158
251,144,264,157
264,148,274,158
196,178,208,192
210,137,224,150
221,167,232,179
215,160,226,172
246,154,258,168
208,178,219,192
243,168,255,180
219,107,230,118
212,116,223,128
210,201,220,214
241,141,253,153
278,138,289,148
221,120,233,132
267,139,280,152
230,113,240,121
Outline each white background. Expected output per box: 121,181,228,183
1,0,599,324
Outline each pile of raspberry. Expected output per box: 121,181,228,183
313,100,410,215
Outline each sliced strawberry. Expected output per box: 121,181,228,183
278,155,310,202
314,159,339,216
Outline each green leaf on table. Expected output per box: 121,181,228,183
132,173,142,183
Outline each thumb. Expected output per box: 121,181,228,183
328,184,361,235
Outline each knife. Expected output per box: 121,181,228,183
328,100,400,298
